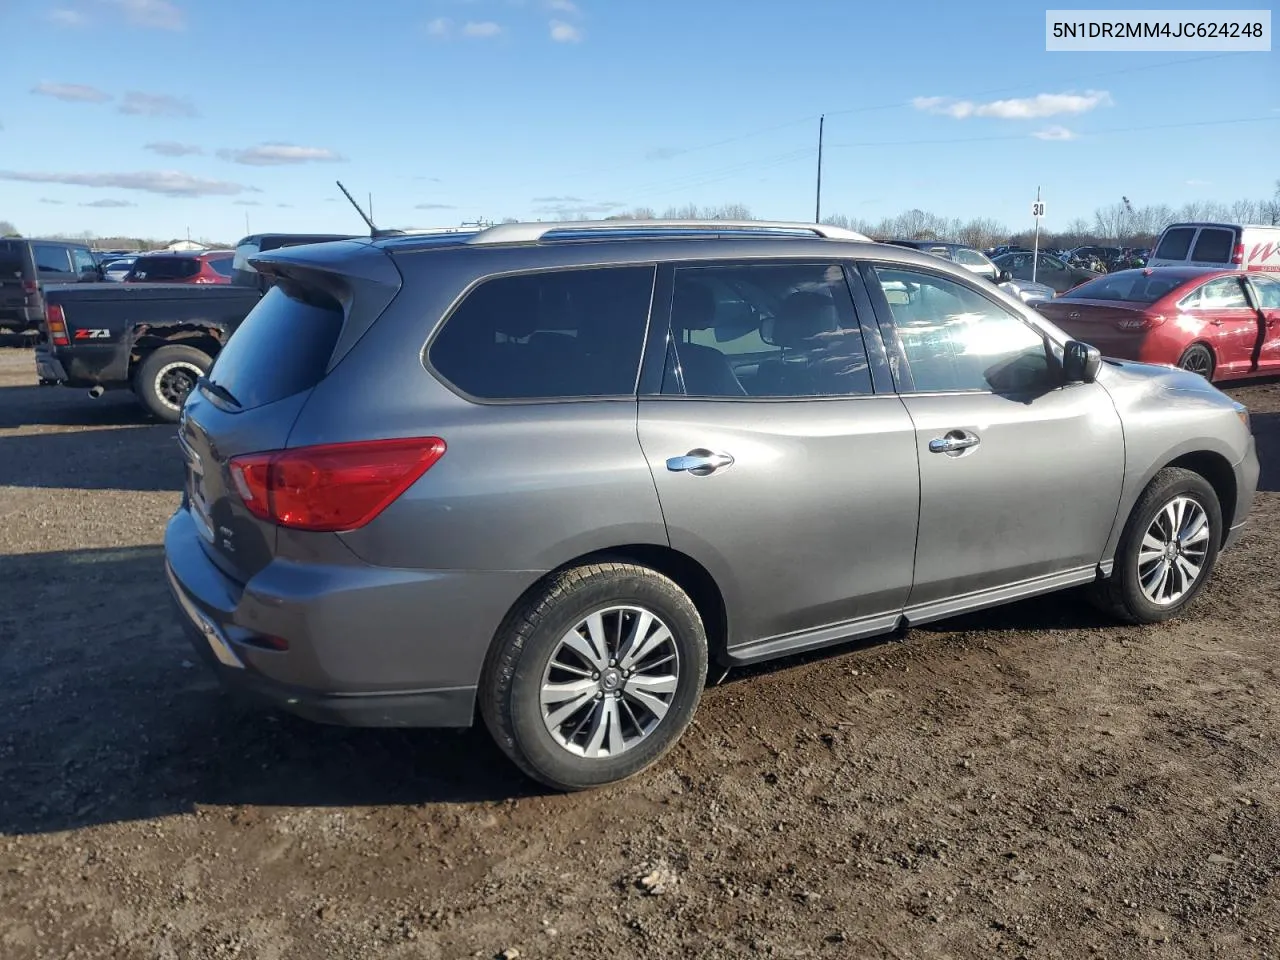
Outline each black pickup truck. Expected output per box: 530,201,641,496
35,283,263,420
32,233,353,421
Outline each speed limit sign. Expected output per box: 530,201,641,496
1031,200,1046,218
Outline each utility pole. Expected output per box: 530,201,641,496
1031,186,1043,283
814,115,825,223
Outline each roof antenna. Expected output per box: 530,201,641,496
336,180,377,235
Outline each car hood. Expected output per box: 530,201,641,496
1098,357,1232,407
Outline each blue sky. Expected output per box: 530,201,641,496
0,0,1276,241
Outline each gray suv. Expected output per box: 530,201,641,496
164,220,1259,790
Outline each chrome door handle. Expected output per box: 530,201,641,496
928,432,980,455
666,449,735,476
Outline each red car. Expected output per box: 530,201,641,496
123,250,234,285
1037,267,1280,382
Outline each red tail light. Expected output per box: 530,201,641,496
229,437,446,532
1231,243,1244,265
45,304,70,346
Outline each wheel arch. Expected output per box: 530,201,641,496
489,544,731,668
128,322,225,374
1164,449,1237,545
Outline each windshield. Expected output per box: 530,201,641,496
1059,272,1190,303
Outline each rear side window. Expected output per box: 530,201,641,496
129,257,199,281
207,285,344,411
1190,228,1234,264
209,256,234,278
1155,228,1195,261
33,244,71,274
954,248,988,267
71,248,97,275
429,266,655,400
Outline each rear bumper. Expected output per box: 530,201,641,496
164,507,538,728
34,343,126,387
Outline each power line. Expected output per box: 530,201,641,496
829,114,1279,149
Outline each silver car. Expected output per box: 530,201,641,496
164,220,1259,790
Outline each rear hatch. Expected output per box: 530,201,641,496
0,240,36,320
177,242,400,585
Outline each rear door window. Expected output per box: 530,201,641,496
1155,227,1196,261
207,285,345,411
33,244,71,276
1190,228,1235,264
129,257,199,281
429,266,656,400
209,256,234,278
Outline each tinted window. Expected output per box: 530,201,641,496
1195,277,1248,309
1155,227,1195,261
208,256,234,278
1251,276,1280,309
665,263,872,399
33,244,71,274
430,266,655,400
873,266,1051,394
1190,228,1234,264
1063,273,1188,303
207,285,344,411
127,256,200,281
0,242,25,282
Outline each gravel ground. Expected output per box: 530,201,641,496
1,348,1277,960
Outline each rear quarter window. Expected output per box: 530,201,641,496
207,285,344,411
1154,228,1195,261
428,266,656,400
129,257,200,281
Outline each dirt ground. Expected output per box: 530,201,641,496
0,348,1276,960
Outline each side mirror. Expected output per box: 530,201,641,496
1063,340,1102,383
997,269,1013,283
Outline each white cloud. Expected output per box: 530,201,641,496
1031,125,1076,141
426,17,452,36
101,0,185,31
462,20,502,37
233,200,262,206
145,141,203,157
914,90,1112,120
39,198,66,205
32,82,112,103
0,169,254,197
549,19,583,42
547,0,577,11
119,91,198,118
416,202,457,209
217,143,346,166
81,198,136,208
50,9,87,26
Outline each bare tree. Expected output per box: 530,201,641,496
0,220,19,237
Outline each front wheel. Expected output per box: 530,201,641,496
480,563,708,791
133,345,212,422
1088,467,1222,624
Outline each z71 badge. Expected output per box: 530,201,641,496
73,329,111,340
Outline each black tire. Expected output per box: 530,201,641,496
480,562,708,791
1088,467,1222,624
1177,343,1214,380
133,345,212,422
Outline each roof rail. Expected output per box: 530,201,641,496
464,219,871,245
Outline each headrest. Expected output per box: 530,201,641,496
671,280,717,331
769,291,838,349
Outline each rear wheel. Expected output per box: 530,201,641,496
1088,467,1221,624
1177,343,1214,380
133,345,212,422
480,562,708,791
